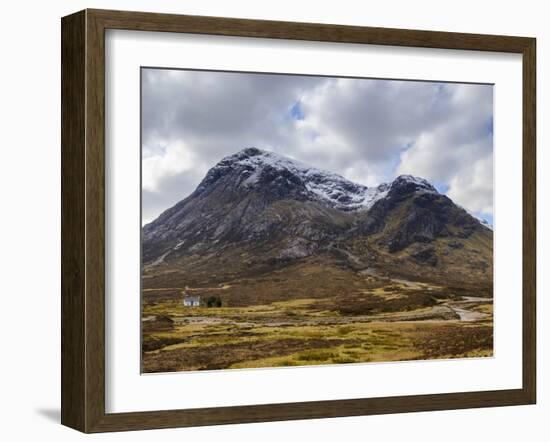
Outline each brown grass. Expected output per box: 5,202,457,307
141,264,493,373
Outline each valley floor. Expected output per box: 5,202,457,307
141,272,493,373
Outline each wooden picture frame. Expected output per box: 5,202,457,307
61,8,536,433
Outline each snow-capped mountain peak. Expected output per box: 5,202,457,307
198,147,397,211
143,147,492,286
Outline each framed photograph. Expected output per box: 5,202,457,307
61,9,536,433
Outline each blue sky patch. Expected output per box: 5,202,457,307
434,181,450,194
290,101,305,120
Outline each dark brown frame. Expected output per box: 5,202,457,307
61,8,536,433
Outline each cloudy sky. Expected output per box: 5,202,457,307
142,68,493,225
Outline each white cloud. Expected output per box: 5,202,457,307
142,68,493,222
447,154,494,215
396,83,493,217
142,140,202,193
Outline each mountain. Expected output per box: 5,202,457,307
142,147,492,288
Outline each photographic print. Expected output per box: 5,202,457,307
141,68,494,374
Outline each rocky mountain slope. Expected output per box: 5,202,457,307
142,147,493,287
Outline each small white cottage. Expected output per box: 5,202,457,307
183,295,201,307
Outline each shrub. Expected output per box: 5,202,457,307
206,295,222,307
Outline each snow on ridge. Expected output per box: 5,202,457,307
221,147,391,211
205,148,446,212
393,174,432,187
390,174,438,193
